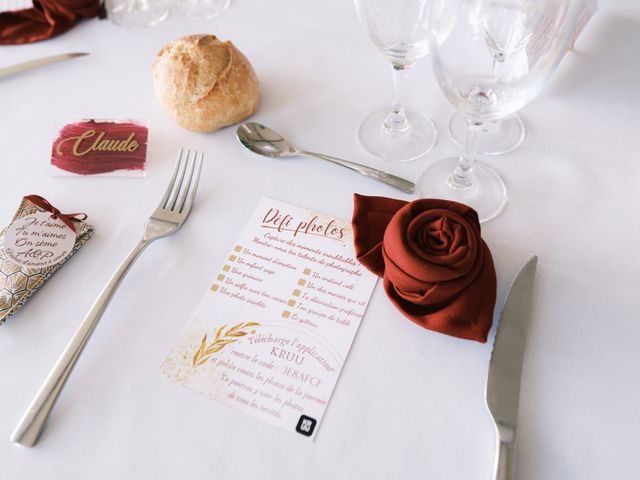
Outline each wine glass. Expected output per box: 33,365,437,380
419,0,579,222
107,0,172,28
353,0,438,162
174,0,231,19
449,0,535,155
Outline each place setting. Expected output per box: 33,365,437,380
3,0,631,479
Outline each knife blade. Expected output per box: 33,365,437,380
485,255,538,480
0,53,88,79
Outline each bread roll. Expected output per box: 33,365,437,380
152,35,259,132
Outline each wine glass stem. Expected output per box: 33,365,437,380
487,58,504,132
384,63,412,134
450,117,478,189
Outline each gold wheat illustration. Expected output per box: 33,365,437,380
191,322,260,368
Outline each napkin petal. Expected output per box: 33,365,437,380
352,193,408,277
383,242,496,342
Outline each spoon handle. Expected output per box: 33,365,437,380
302,151,415,194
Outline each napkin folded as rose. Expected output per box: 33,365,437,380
352,194,497,343
0,0,99,45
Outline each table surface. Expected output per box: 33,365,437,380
1,1,639,479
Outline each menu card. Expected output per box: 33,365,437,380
160,198,377,439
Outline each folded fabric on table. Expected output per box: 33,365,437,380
0,0,99,45
351,193,497,343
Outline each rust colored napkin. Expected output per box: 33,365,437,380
0,0,99,45
352,194,497,343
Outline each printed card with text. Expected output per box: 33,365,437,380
160,198,377,439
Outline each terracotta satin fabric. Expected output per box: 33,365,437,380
0,0,99,45
352,194,497,343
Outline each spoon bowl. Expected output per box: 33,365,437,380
237,122,299,158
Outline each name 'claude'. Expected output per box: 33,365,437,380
57,129,139,157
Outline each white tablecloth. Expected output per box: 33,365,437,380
1,1,639,478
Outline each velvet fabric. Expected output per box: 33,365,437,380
0,0,99,45
352,194,497,342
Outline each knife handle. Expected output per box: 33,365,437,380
493,426,515,480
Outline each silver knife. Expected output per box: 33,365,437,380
0,53,89,79
486,256,538,480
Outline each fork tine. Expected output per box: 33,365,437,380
167,149,190,211
177,154,196,214
160,149,185,209
181,151,203,215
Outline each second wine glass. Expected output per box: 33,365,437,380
420,0,579,222
174,0,231,19
107,0,172,28
449,0,535,155
354,0,437,162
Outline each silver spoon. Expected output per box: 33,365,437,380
237,122,415,194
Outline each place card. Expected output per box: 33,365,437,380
160,198,377,439
51,119,148,177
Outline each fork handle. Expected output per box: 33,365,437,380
11,240,149,447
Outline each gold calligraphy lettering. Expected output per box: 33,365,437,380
55,129,140,156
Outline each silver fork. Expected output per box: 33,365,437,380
11,149,203,448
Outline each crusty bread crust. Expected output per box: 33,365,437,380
152,34,260,132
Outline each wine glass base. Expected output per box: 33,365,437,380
358,108,437,162
109,0,172,28
417,157,507,223
174,0,231,19
449,112,526,156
